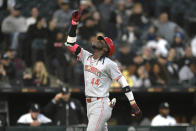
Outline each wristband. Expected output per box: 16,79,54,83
125,91,134,101
67,36,77,43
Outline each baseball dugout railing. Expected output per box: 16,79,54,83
4,126,196,131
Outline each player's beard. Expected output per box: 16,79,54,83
91,43,104,51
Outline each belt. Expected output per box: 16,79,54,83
86,97,101,103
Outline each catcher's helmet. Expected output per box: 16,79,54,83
104,37,115,56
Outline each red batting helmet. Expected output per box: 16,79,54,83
97,36,115,56
104,37,115,56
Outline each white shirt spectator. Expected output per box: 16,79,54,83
17,113,52,124
0,0,15,9
1,15,28,33
191,36,196,57
178,65,194,81
147,38,168,57
131,75,151,88
151,114,176,126
26,17,36,27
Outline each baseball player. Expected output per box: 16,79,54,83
65,8,142,131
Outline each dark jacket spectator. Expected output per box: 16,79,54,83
106,11,123,41
149,63,168,86
171,32,185,60
117,44,135,68
143,26,157,41
0,53,16,85
44,87,86,126
166,48,179,84
128,3,148,29
23,17,48,66
79,17,97,41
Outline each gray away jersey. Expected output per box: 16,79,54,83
78,49,122,97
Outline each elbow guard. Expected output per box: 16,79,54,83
122,86,131,93
122,86,135,101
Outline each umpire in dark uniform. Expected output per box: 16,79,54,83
43,86,86,126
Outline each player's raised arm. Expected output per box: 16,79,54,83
65,7,81,56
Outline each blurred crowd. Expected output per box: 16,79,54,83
0,0,196,87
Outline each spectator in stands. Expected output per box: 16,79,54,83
23,61,50,87
178,45,195,69
0,0,15,10
149,63,167,86
117,43,135,69
79,17,97,41
121,24,139,44
47,31,73,83
154,12,183,43
0,63,6,78
106,11,123,41
44,86,86,126
92,11,105,33
190,35,196,57
133,54,144,67
158,55,170,83
1,4,27,33
80,0,96,12
53,0,72,30
23,16,47,66
166,48,179,85
26,7,39,28
17,103,52,126
142,46,152,64
143,25,157,41
127,3,149,29
98,0,115,23
151,102,176,126
147,35,169,57
116,1,127,24
32,61,50,87
124,0,134,16
5,49,25,84
0,62,9,87
46,19,58,59
0,114,6,131
171,32,185,60
178,61,196,86
0,52,16,85
130,65,151,88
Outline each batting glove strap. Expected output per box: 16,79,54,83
72,7,81,23
131,103,142,121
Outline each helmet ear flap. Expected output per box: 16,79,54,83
104,37,115,56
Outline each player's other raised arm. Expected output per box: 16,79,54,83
65,7,81,56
